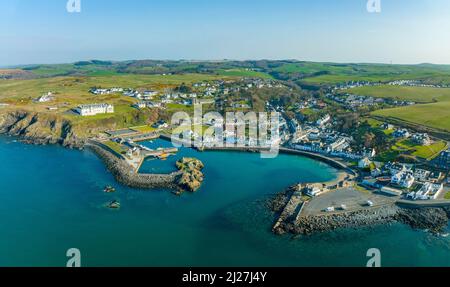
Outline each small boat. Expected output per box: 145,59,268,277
104,186,116,193
107,200,121,209
158,153,169,160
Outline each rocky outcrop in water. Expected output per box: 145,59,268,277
175,157,205,192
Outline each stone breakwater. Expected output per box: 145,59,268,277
270,190,450,235
87,143,206,193
87,143,181,190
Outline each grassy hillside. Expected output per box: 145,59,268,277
216,69,273,79
372,101,450,132
273,62,450,85
0,73,235,137
345,85,450,132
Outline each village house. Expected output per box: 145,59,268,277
303,184,328,197
36,92,54,103
436,149,450,170
413,169,431,182
316,114,331,127
381,123,394,130
391,171,415,189
358,157,372,169
89,87,123,95
393,129,411,139
133,101,163,110
406,182,444,200
411,133,432,146
152,120,169,129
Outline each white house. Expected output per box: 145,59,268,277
316,114,331,127
411,133,432,146
407,182,444,200
36,92,54,103
358,157,372,169
391,171,415,189
75,104,114,116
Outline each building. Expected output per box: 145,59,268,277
152,120,169,129
75,104,114,116
391,171,415,189
413,169,431,182
411,133,432,146
380,186,403,196
89,87,123,95
393,129,410,139
406,183,444,200
36,92,54,103
133,101,162,109
381,123,394,130
358,157,372,169
316,114,331,127
303,184,328,197
436,149,450,170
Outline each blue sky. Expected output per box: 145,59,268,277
1,0,450,66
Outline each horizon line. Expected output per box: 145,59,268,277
3,58,450,69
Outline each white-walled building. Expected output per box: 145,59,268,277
36,92,54,103
76,104,114,116
391,171,415,189
406,183,444,200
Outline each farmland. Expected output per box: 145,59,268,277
372,101,450,133
216,69,273,79
272,62,450,85
339,85,450,133
347,85,450,103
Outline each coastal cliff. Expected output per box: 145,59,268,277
0,108,159,148
0,110,84,148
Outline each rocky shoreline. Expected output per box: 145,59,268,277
270,190,450,235
0,109,206,193
0,110,85,148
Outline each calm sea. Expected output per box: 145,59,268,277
0,136,449,266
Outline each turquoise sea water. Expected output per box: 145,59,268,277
0,136,450,267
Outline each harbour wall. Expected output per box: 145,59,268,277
86,141,180,190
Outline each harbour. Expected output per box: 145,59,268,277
1,136,450,266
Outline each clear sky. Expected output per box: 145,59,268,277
1,0,450,66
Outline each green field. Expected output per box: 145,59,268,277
412,141,447,159
344,85,450,133
391,139,447,160
216,69,273,79
0,73,232,104
372,101,450,132
0,73,235,137
273,62,450,85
